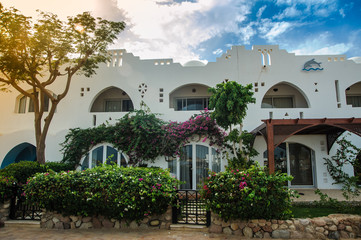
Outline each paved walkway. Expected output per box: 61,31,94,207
292,189,361,202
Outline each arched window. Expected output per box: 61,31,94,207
261,83,309,108
80,144,128,170
90,87,134,112
168,143,222,189
346,82,361,107
169,84,211,111
16,92,51,113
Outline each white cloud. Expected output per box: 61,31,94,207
256,5,267,18
274,5,302,19
212,49,223,55
258,20,292,42
290,33,352,55
275,0,338,17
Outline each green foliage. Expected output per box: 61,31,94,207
313,189,342,209
0,175,16,202
61,109,226,167
324,135,361,200
46,162,75,172
24,166,180,222
200,164,295,221
208,81,255,129
0,161,48,185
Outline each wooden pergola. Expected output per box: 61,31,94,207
252,118,361,173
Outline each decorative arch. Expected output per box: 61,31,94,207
90,86,134,112
345,81,361,107
169,83,212,110
1,142,36,169
261,82,310,108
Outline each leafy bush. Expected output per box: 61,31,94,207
0,161,47,184
200,164,296,221
24,165,180,222
46,162,75,172
0,175,16,202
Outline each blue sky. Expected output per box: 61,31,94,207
2,0,361,63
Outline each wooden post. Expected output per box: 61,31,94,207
266,120,275,174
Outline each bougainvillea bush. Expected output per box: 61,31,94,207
200,164,296,221
24,166,180,222
0,175,16,202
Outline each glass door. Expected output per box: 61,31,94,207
180,145,193,189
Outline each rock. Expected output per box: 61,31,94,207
271,224,278,230
222,221,230,228
209,224,222,234
233,229,243,236
45,220,54,229
54,222,64,229
290,230,304,239
60,216,70,223
230,223,239,231
313,218,326,227
52,217,60,224
110,218,117,223
278,220,285,224
315,232,327,240
329,225,337,231
252,226,261,233
165,215,172,221
264,232,271,238
279,224,288,229
315,226,324,232
82,216,92,223
139,223,148,229
79,222,93,229
102,218,114,228
248,223,255,228
289,225,296,230
70,216,78,222
251,219,259,223
261,225,272,232
254,231,263,238
339,231,349,238
299,219,310,225
129,221,138,229
92,218,102,229
286,220,293,225
305,226,314,233
70,222,76,229
272,230,290,239
239,222,246,230
149,219,160,226
345,226,353,232
63,223,71,229
75,220,82,227
259,219,266,223
114,221,120,229
338,224,346,230
223,227,232,235
243,226,253,238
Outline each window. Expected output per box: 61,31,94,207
80,144,128,170
18,96,27,114
261,97,294,108
105,99,134,112
175,98,209,111
346,96,361,107
18,93,50,113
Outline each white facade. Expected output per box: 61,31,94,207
1,45,361,189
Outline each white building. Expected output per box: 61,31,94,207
1,45,361,190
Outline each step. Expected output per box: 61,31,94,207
170,224,208,232
4,220,40,228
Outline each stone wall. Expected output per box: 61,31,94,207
209,213,361,239
40,207,172,230
0,201,10,222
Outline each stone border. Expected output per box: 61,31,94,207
0,201,10,222
40,207,172,230
209,213,361,239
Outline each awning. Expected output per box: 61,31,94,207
251,118,361,173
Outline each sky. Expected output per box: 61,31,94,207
2,0,361,64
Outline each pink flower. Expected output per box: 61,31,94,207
139,178,143,181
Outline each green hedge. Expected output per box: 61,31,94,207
24,165,180,222
0,175,16,203
200,164,296,221
0,161,75,185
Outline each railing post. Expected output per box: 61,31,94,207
9,182,17,219
172,190,179,224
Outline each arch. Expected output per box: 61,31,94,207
345,81,361,107
169,83,212,110
1,142,36,169
261,82,310,108
90,86,134,112
79,143,129,170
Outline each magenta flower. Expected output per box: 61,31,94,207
139,178,143,181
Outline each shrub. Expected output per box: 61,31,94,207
200,164,296,221
0,161,47,185
46,162,75,172
24,165,180,222
0,175,16,202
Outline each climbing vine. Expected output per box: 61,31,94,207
61,109,226,167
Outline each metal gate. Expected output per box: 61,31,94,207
172,190,210,226
9,183,41,220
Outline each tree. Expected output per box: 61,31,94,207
0,4,125,164
208,81,256,168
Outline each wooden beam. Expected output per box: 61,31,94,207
266,120,275,174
